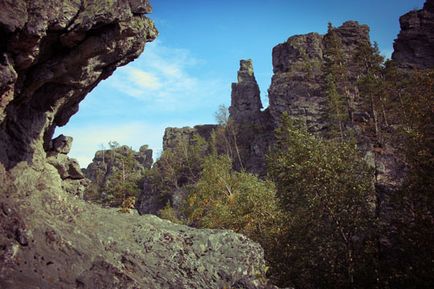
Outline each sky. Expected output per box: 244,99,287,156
57,0,426,167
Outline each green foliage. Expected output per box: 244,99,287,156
118,196,137,213
354,41,385,140
210,104,246,170
144,134,209,208
267,113,377,288
104,147,143,207
159,203,184,224
85,143,147,207
323,23,349,139
379,68,434,288
183,154,283,265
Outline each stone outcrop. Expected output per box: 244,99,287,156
228,59,274,175
137,125,218,215
84,144,153,195
0,0,157,168
0,1,276,288
268,21,370,132
229,59,263,122
392,0,434,68
252,22,405,190
0,163,275,289
162,125,218,151
46,134,90,198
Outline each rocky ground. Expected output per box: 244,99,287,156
0,0,277,288
0,161,273,289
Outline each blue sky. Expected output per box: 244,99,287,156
58,0,426,167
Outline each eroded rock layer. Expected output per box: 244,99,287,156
0,162,272,289
0,1,275,288
0,0,157,168
392,0,434,68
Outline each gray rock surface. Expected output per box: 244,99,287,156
137,125,217,215
162,125,218,151
266,21,408,191
0,0,158,168
0,163,275,289
0,1,276,288
229,59,263,122
228,60,274,175
268,21,370,132
46,135,90,198
269,32,325,131
50,134,73,155
392,0,434,68
84,144,153,194
47,153,85,180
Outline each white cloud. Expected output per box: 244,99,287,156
126,68,162,90
56,41,228,168
108,40,223,111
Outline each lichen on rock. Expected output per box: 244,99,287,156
0,1,276,288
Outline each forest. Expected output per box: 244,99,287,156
84,24,434,289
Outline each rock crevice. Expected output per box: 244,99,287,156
0,0,157,168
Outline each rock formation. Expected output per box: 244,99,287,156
0,164,273,289
137,125,218,215
231,21,402,186
392,0,434,68
47,134,90,198
0,1,276,288
268,21,370,132
228,59,274,175
84,144,153,199
0,0,157,168
162,125,218,151
229,59,263,122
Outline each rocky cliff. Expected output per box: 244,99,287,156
229,59,263,122
153,1,434,192
84,144,153,203
226,22,384,179
0,1,276,288
162,125,218,151
392,0,434,68
0,0,157,169
136,125,218,215
268,21,370,133
266,21,405,189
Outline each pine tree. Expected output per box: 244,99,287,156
323,23,349,140
354,41,385,141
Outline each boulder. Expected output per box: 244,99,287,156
50,134,73,155
0,163,276,289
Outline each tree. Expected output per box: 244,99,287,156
379,68,434,289
144,133,209,212
213,104,244,170
267,113,377,288
183,154,283,272
354,41,385,141
103,147,143,207
323,22,350,140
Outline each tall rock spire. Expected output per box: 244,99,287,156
229,59,263,122
392,0,434,68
